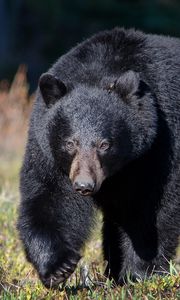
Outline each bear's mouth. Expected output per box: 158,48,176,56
73,181,96,196
72,179,104,196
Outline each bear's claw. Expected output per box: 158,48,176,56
40,253,81,288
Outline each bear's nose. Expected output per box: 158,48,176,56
73,181,95,196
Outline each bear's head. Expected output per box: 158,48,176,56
38,71,158,196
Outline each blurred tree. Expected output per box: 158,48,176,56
0,0,180,90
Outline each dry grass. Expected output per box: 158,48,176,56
0,65,33,156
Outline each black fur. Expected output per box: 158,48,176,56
18,28,180,288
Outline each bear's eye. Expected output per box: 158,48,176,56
66,140,76,152
99,140,110,152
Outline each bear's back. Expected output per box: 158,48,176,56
50,28,180,89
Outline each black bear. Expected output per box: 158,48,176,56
18,28,180,288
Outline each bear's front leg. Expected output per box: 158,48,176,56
102,218,124,282
18,171,95,288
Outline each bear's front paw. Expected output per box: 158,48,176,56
39,252,81,288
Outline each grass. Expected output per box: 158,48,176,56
0,156,180,300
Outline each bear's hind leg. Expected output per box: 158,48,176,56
102,219,160,284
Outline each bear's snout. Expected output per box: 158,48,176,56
69,150,105,196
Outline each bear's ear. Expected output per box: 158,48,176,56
115,71,149,102
39,73,67,107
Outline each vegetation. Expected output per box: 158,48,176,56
0,68,180,299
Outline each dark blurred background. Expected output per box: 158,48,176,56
0,0,180,91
